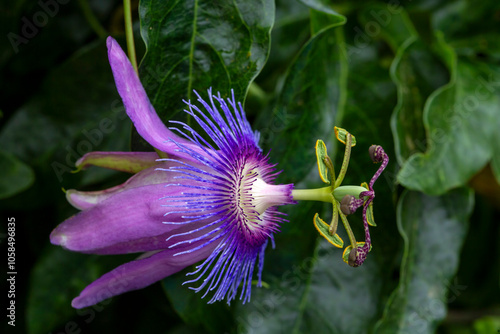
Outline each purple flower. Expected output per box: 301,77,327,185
50,37,295,309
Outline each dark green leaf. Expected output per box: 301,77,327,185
234,241,383,334
162,268,234,334
389,37,450,164
397,40,500,194
358,3,417,52
27,247,133,334
358,5,450,165
255,0,310,98
299,0,346,35
0,149,34,199
138,0,274,124
257,16,347,185
0,39,131,194
433,0,500,59
374,188,473,333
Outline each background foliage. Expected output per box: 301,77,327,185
1,0,499,333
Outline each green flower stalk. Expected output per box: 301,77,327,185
291,127,389,267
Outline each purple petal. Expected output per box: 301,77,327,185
84,209,223,255
71,240,217,308
51,183,184,252
76,151,159,173
106,37,197,158
66,161,180,210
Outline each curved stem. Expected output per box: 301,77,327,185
334,133,352,188
353,197,373,266
361,198,373,249
369,149,389,189
329,201,339,235
339,211,357,248
291,187,332,203
77,0,107,38
123,0,138,75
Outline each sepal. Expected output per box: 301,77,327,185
313,213,343,248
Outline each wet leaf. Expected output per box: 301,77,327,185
374,188,473,333
257,8,347,185
138,0,274,124
397,38,500,194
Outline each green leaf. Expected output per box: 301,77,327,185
235,242,383,334
299,0,346,35
397,36,500,194
162,268,234,334
473,316,500,334
433,0,500,59
358,3,417,52
390,36,450,164
138,0,274,124
358,5,450,165
0,150,34,199
0,39,131,190
315,139,331,184
374,188,473,334
300,244,381,334
27,247,133,334
258,15,347,184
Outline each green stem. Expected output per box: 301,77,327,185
123,0,138,75
339,211,357,248
248,82,268,105
329,201,339,235
323,155,336,185
334,132,352,188
77,0,107,38
291,187,332,203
